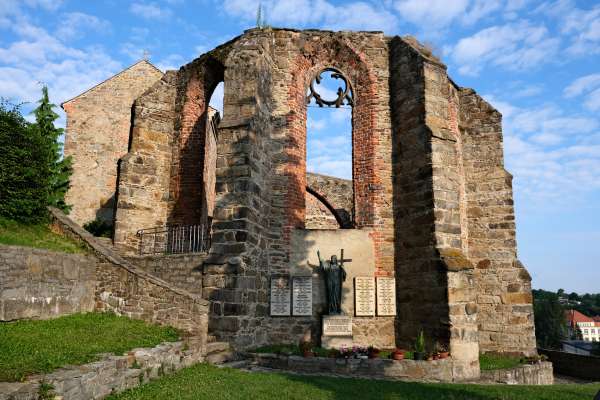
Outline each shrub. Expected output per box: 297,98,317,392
83,218,113,238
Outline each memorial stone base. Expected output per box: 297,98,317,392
322,315,353,349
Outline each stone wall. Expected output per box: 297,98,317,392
50,207,210,349
480,362,553,385
306,172,353,228
125,253,206,296
0,341,203,400
0,245,96,321
63,60,163,227
459,89,536,355
539,349,600,381
248,352,475,382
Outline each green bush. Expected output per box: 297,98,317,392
0,88,72,223
83,218,113,238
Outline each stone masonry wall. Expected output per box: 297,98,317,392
0,245,96,321
306,172,353,228
125,253,206,296
459,89,536,355
51,208,210,350
63,61,163,227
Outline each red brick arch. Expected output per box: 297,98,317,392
284,37,380,236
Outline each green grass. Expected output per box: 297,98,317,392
479,353,523,371
0,312,180,382
108,363,600,400
0,217,86,253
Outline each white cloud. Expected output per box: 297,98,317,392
223,0,398,32
209,82,224,114
394,0,469,27
130,2,173,19
451,21,560,76
564,73,600,111
56,12,111,41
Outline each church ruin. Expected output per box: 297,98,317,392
62,28,537,379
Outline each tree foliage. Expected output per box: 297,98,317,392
0,87,72,223
533,291,567,349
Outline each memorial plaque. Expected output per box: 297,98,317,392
323,315,353,336
376,277,396,316
270,276,291,316
354,277,375,316
292,276,312,316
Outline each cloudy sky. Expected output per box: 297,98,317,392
1,0,599,293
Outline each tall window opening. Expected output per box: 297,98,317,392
305,68,354,229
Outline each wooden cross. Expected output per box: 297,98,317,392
339,249,352,266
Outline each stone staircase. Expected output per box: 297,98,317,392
205,336,241,366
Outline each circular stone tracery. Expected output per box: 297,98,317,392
306,67,354,108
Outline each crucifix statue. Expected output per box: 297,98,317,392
316,249,352,315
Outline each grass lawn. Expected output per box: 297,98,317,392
108,363,600,400
0,216,86,253
0,313,180,382
479,353,523,371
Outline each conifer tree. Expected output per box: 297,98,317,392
31,86,72,213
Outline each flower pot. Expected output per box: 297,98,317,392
438,352,449,359
368,351,380,359
414,352,425,361
392,352,405,361
303,350,314,358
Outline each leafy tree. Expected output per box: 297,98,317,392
534,292,567,349
0,87,72,223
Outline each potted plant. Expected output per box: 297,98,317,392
299,339,314,358
391,348,405,360
367,346,380,359
414,330,426,360
435,342,449,359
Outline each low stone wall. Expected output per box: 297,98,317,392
125,254,206,296
480,362,553,385
539,349,600,381
247,353,474,382
0,341,202,400
49,207,210,350
0,245,96,321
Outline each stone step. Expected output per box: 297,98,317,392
206,341,230,355
206,350,235,365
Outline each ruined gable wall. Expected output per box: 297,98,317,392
63,61,163,226
113,72,178,253
459,89,536,355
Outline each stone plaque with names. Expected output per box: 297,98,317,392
354,277,375,316
322,315,353,336
270,276,291,316
376,277,396,316
292,276,312,316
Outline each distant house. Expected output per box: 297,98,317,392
565,309,600,342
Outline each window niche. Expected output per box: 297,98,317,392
305,68,355,230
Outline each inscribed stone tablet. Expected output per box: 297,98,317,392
270,276,291,316
354,277,375,316
376,277,396,316
323,315,353,336
292,276,312,316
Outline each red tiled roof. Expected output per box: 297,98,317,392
565,309,595,324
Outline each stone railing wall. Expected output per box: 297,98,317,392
0,245,96,321
480,362,553,385
0,341,201,400
539,349,600,381
125,254,206,296
49,207,210,350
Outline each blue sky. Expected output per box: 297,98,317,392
1,0,599,293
